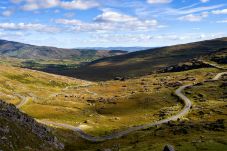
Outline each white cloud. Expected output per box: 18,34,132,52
200,0,209,3
60,0,99,10
2,10,14,17
161,4,223,16
21,0,59,11
147,0,172,4
11,0,99,11
94,10,159,29
179,5,222,14
22,3,39,11
55,19,159,32
10,0,23,3
87,32,225,47
55,11,160,33
0,22,59,33
94,11,137,22
178,12,208,22
216,19,227,23
55,19,82,25
212,9,227,14
56,18,117,32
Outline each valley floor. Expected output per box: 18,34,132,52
0,61,226,150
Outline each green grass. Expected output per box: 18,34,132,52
0,58,226,150
50,67,227,150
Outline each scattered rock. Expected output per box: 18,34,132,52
166,81,182,87
1,136,7,140
163,144,175,151
0,100,64,150
87,99,96,104
114,77,125,81
114,117,120,120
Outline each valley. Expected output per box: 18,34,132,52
0,37,226,151
1,0,227,150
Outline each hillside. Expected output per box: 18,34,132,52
0,101,63,151
0,51,226,150
0,60,224,150
202,47,227,64
77,47,153,52
74,37,227,81
0,40,127,60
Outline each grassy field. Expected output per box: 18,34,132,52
0,59,225,150
51,68,227,151
0,52,226,150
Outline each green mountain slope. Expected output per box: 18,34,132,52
74,37,227,81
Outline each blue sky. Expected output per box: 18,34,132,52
0,0,227,48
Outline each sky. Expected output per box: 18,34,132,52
0,0,226,48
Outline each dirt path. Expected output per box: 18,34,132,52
15,94,29,109
9,62,224,142
38,83,193,142
85,88,98,96
201,60,227,70
213,72,227,80
38,71,226,142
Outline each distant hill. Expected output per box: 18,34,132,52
0,40,127,60
77,47,154,52
74,37,227,81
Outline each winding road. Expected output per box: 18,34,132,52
201,60,227,70
38,71,226,142
38,83,193,142
213,72,227,80
11,62,226,142
15,93,29,109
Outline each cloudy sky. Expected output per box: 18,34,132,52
0,0,227,48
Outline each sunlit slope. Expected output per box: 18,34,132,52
74,37,227,81
44,66,226,151
0,63,220,136
0,60,226,150
68,72,227,151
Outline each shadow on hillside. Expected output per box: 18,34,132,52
21,38,227,81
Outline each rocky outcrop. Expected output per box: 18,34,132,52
0,100,64,150
211,57,227,64
163,144,175,151
161,60,211,73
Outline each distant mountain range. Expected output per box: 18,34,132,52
2,38,227,82
0,40,127,60
77,47,154,52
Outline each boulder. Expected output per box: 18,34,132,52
163,144,175,151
